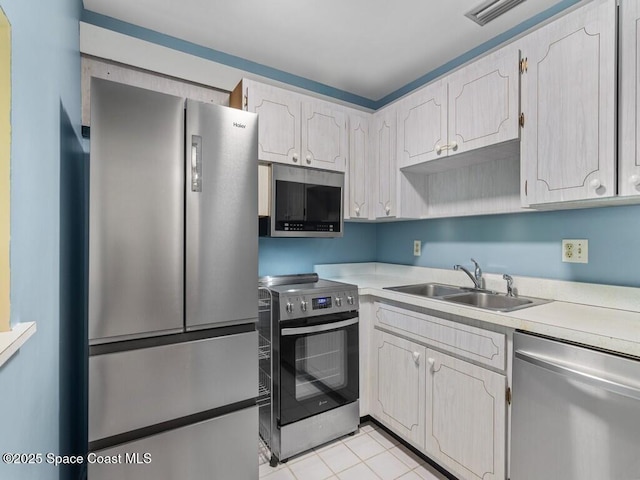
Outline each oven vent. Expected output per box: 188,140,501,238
465,0,527,26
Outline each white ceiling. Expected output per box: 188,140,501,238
82,0,583,102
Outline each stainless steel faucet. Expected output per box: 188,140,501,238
453,258,482,289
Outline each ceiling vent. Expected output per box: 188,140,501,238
465,0,527,26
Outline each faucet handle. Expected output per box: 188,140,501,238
503,274,514,297
470,258,482,278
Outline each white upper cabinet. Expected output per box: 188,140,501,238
239,80,302,166
397,80,447,169
347,112,370,219
371,106,398,218
520,0,616,206
301,101,347,171
448,44,520,155
620,0,640,197
398,45,520,174
233,79,346,172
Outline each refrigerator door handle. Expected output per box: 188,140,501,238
191,135,202,192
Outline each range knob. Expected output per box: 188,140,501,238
286,302,294,314
335,297,342,307
347,295,354,305
300,300,308,312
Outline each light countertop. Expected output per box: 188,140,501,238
315,263,640,358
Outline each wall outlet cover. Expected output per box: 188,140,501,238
413,240,421,257
562,239,588,263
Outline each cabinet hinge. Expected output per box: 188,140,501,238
519,57,528,74
506,387,512,405
243,94,248,110
519,113,525,127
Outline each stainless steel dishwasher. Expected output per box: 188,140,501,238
511,331,640,480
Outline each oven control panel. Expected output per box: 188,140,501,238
280,290,359,319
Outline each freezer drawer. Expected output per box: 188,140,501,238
89,331,257,442
88,405,257,480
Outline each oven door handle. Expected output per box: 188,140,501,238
281,317,358,336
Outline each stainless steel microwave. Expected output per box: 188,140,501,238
259,164,344,238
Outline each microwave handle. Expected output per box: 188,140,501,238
281,317,358,336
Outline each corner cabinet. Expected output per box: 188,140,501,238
620,0,640,197
371,106,398,218
347,112,371,219
520,0,617,206
231,79,346,172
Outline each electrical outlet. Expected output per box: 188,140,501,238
413,240,421,257
562,239,588,263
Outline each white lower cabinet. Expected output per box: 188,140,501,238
425,348,506,480
370,303,508,480
372,329,426,449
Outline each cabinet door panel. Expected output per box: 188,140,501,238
449,45,520,154
426,349,506,480
349,113,370,218
372,330,425,449
247,82,301,165
397,80,447,168
620,0,640,197
521,0,616,205
302,102,347,171
372,108,397,218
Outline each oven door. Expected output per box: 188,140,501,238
278,312,358,426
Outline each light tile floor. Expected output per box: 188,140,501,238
259,422,448,480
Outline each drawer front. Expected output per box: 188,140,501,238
89,331,257,442
374,303,505,370
88,406,257,480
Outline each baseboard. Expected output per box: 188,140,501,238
359,415,458,480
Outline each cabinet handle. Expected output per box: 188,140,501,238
305,155,312,164
629,174,640,187
413,351,421,364
428,357,439,372
436,142,458,154
589,178,601,190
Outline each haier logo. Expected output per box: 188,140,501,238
233,122,246,129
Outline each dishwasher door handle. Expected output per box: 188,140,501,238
515,349,640,401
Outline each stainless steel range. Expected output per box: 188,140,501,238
259,274,360,464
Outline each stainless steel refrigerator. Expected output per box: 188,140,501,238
87,78,258,479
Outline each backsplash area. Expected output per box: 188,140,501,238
260,204,640,288
377,204,640,288
258,222,377,277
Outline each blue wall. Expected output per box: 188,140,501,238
377,205,640,288
259,223,377,276
0,1,82,479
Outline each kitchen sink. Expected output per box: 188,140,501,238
384,283,469,297
442,291,538,311
384,282,550,312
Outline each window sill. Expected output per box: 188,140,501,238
0,322,36,368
